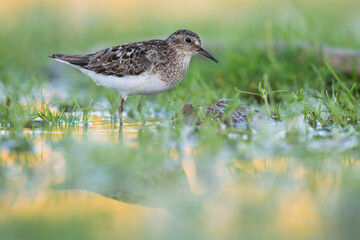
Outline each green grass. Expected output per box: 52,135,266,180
74,99,93,125
1,0,360,239
37,101,79,125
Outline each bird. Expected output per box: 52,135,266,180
50,29,218,124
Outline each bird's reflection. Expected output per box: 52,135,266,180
118,123,123,141
54,139,208,217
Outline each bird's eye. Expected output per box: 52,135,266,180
185,38,192,43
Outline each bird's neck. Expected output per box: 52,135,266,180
169,45,192,69
172,51,192,78
160,47,192,85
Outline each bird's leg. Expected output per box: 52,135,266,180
137,97,143,114
137,96,146,125
118,97,125,126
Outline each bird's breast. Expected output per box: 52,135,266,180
158,55,191,86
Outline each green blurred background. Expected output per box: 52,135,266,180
1,0,359,105
1,1,360,240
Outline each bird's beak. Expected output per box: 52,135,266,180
198,47,218,63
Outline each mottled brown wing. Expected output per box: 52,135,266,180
51,43,155,77
84,44,154,77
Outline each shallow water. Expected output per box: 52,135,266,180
0,111,359,240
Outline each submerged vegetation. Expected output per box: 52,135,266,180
1,0,360,239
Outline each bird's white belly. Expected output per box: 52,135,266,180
79,68,173,98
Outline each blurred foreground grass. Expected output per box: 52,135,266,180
1,0,360,239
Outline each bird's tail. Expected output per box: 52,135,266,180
49,53,91,67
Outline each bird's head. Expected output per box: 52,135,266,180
166,29,218,63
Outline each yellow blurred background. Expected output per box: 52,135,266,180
2,0,358,23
